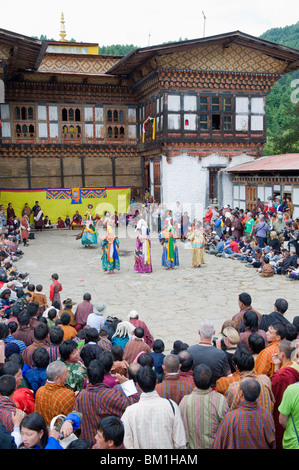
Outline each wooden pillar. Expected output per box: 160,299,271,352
81,156,85,187
27,156,31,189
111,156,116,187
60,157,64,188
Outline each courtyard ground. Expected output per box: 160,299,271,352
16,226,299,353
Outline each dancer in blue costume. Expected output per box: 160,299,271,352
158,225,179,269
81,204,98,248
100,224,120,273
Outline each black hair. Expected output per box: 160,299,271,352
66,439,92,449
97,416,124,447
137,353,154,368
49,325,64,345
99,329,108,337
248,333,265,355
60,312,71,325
111,345,124,362
80,344,102,368
33,323,49,341
48,308,58,321
152,339,165,354
232,344,255,371
271,322,287,340
293,316,299,332
239,293,252,307
27,302,39,317
243,310,259,333
6,353,24,368
7,321,18,334
32,347,50,368
51,301,61,309
0,374,16,396
285,324,298,342
36,285,43,292
136,365,157,392
27,284,35,292
20,412,48,449
83,293,91,301
134,327,144,339
85,328,99,343
193,364,213,390
274,298,288,314
0,361,21,377
51,273,59,280
172,340,183,354
17,310,31,326
99,350,114,373
87,359,105,385
59,340,78,361
0,323,9,340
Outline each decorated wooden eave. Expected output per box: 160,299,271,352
106,30,299,77
0,28,47,77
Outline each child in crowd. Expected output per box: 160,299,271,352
34,284,48,316
24,347,50,395
150,339,166,382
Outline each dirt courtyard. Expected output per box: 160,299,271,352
16,226,299,353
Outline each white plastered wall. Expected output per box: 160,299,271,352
160,152,256,218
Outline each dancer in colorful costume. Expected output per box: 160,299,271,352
81,204,98,248
188,222,206,267
100,224,120,273
134,219,152,273
158,225,179,270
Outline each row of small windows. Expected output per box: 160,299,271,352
13,107,125,123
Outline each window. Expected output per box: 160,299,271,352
61,107,81,122
212,114,220,130
212,97,220,112
62,124,81,138
106,108,126,140
199,97,208,111
224,115,232,130
200,115,208,130
223,97,232,112
14,105,35,138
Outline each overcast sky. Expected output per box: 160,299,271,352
1,0,298,47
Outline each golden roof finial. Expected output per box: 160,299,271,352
59,12,67,41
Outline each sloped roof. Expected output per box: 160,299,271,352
0,28,47,72
225,154,299,173
106,30,299,76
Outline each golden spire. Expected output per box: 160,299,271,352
59,12,67,41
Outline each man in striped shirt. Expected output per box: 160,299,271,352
231,292,262,327
34,361,77,426
255,322,287,378
179,363,228,449
12,310,34,347
123,327,151,364
74,293,93,331
22,322,49,367
213,378,276,449
225,347,275,414
73,359,128,445
47,325,64,362
156,354,195,405
0,374,19,433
